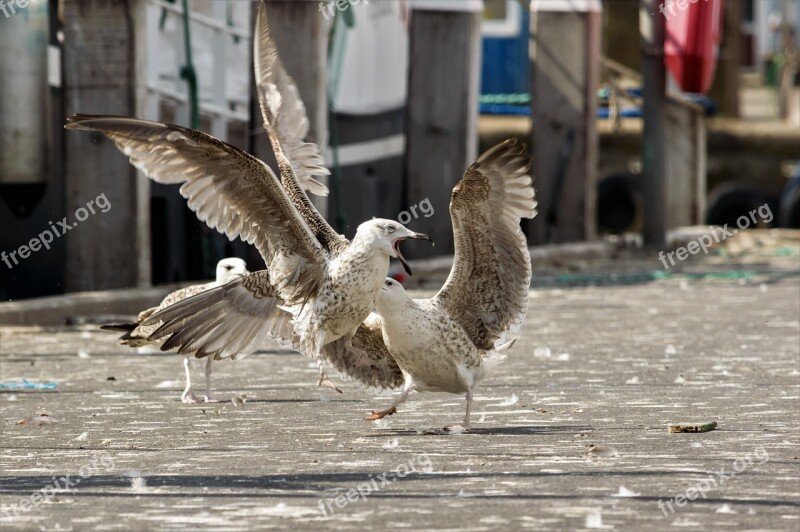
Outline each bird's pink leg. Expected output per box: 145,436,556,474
444,389,474,433
181,356,200,404
365,386,413,421
317,367,342,393
203,357,225,403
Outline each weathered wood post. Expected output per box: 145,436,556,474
257,0,329,221
665,98,706,228
640,0,667,248
529,0,601,244
63,0,148,291
405,0,482,258
709,0,742,117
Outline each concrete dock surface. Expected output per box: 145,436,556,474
0,231,800,531
1,266,799,530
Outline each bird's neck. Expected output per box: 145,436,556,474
375,298,395,318
376,295,414,319
331,239,390,285
346,233,389,263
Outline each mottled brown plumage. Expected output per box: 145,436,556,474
65,115,325,308
435,138,535,350
106,283,209,347
253,2,348,256
318,314,405,390
367,139,537,429
65,4,431,391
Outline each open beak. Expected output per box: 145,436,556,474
392,232,432,276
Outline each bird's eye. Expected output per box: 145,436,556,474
386,225,396,234
385,280,392,286
225,266,233,270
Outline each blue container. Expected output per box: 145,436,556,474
480,4,530,99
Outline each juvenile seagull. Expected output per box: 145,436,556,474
101,258,249,403
366,139,537,431
64,3,430,389
65,113,429,381
65,32,430,384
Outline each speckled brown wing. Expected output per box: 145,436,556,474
254,2,328,196
126,283,212,343
64,115,326,306
318,314,404,390
144,270,296,361
433,139,537,351
254,3,349,257
145,274,402,387
103,282,213,347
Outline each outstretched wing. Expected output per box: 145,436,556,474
128,283,213,344
254,1,328,196
65,114,326,305
144,270,295,360
433,139,537,351
254,2,349,256
100,282,211,347
145,275,402,390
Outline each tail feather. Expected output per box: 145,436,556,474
496,337,518,352
143,276,300,360
100,322,153,347
100,322,137,333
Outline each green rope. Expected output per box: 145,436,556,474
548,269,800,286
480,93,530,105
774,246,800,257
179,0,200,130
227,2,240,44
177,0,206,276
158,0,175,30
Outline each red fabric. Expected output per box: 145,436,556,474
664,0,724,94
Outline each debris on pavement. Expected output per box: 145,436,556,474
0,379,57,390
669,421,718,433
16,413,58,426
231,393,248,407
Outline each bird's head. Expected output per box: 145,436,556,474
215,258,249,284
355,218,432,276
376,277,410,314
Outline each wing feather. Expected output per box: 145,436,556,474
65,114,326,304
106,282,212,347
144,274,402,390
144,271,294,361
254,2,349,256
318,314,404,390
433,139,537,350
254,1,329,196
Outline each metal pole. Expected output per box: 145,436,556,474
641,0,667,248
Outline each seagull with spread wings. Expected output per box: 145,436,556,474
62,114,428,382
64,4,430,388
366,139,537,431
